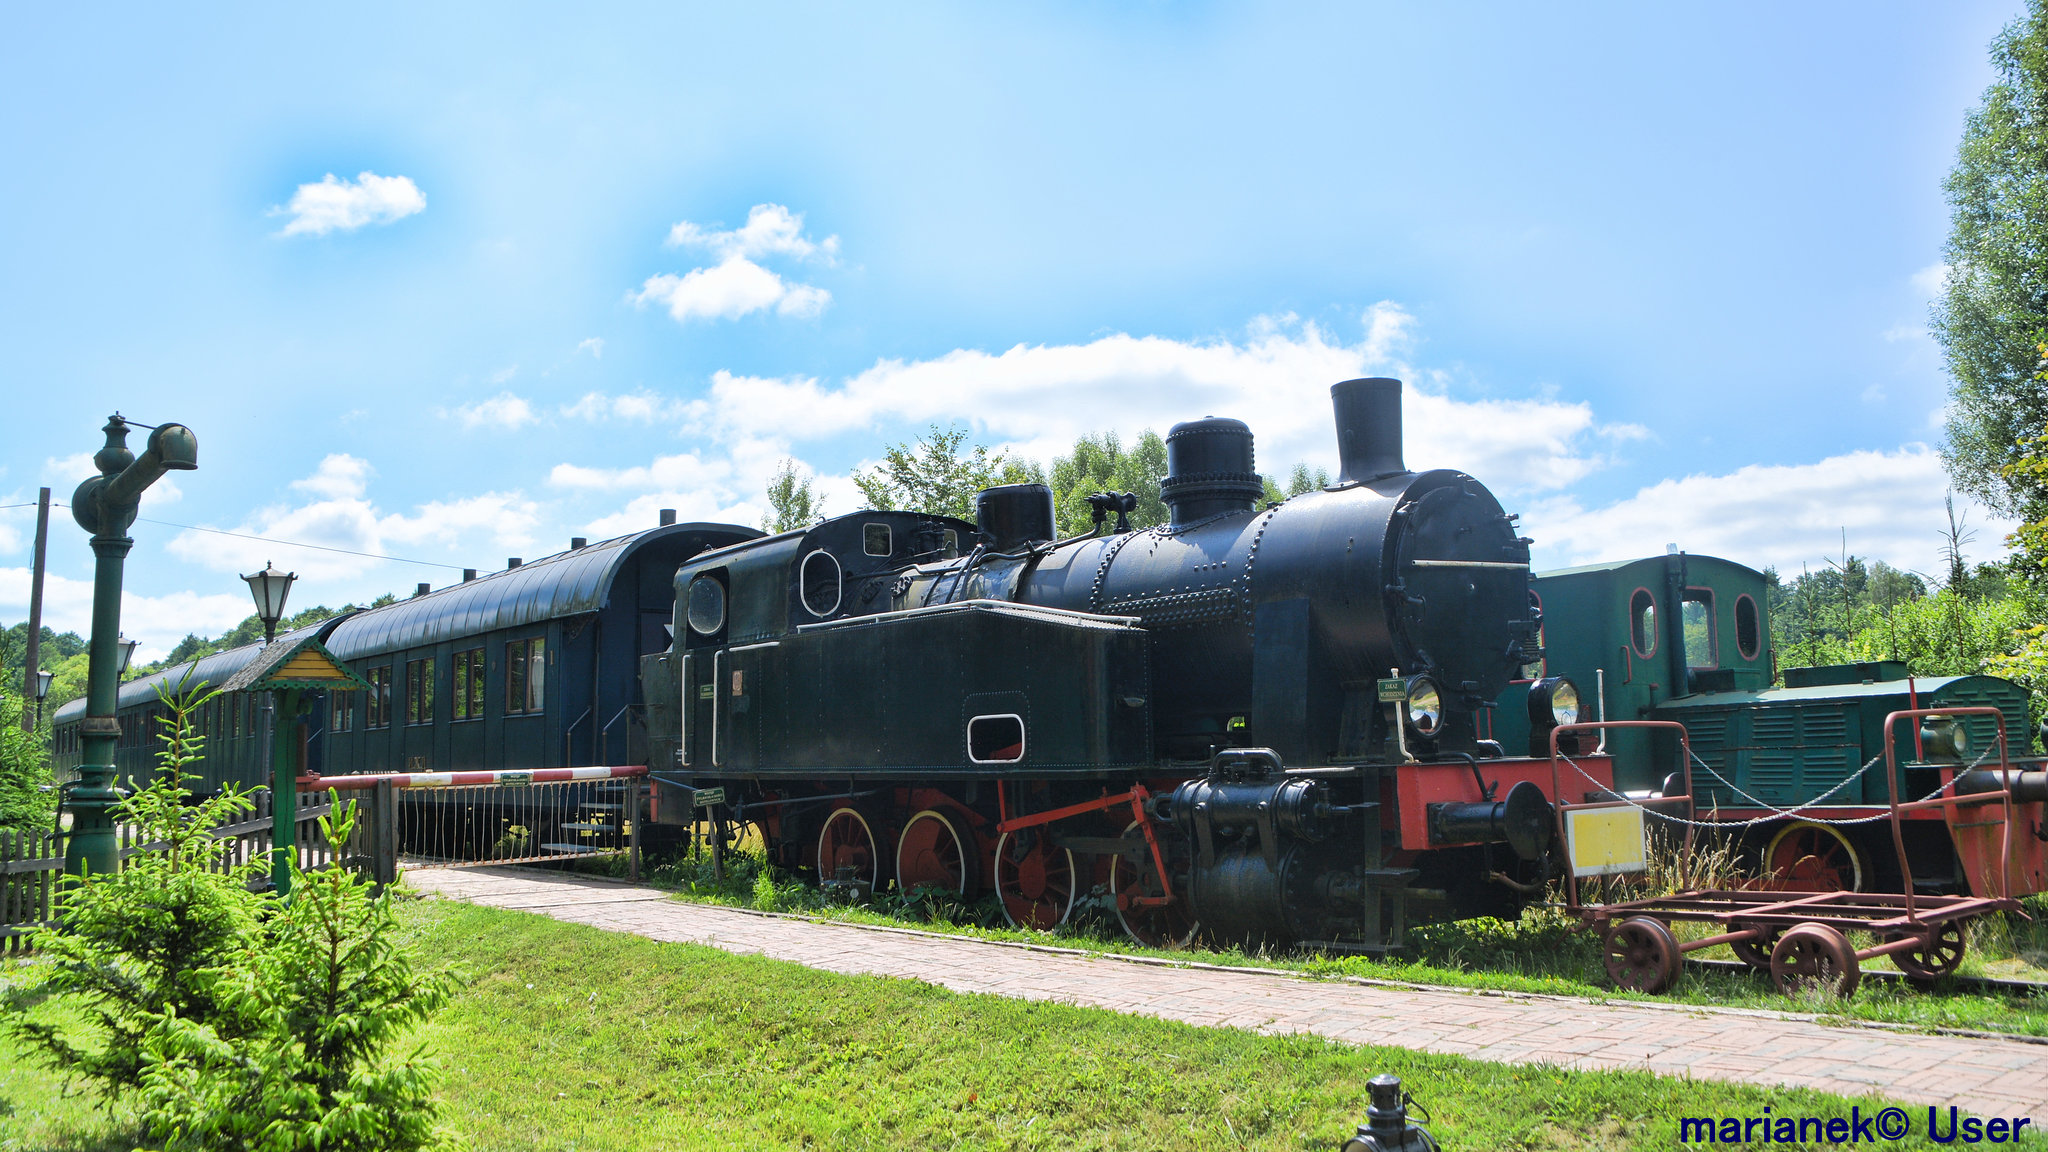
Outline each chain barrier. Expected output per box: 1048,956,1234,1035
1555,742,1998,831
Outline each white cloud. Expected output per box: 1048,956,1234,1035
1912,262,1949,300
685,309,1622,496
0,567,253,664
560,391,687,424
274,171,426,237
1525,445,2016,576
156,456,542,590
634,257,831,323
665,203,838,263
577,338,605,358
548,452,726,492
454,392,539,430
291,454,372,499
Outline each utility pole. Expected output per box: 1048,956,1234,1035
20,487,49,732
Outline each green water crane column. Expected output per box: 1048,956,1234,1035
269,687,303,895
62,415,198,878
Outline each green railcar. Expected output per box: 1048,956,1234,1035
1501,551,2044,896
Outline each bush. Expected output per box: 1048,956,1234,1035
2,684,456,1152
3,683,265,1094
133,801,456,1152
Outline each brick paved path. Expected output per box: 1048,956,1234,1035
407,867,2048,1122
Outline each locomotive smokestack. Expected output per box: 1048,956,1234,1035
1332,377,1405,483
1161,417,1264,525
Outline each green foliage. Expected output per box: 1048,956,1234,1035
1934,0,2048,516
0,689,54,831
131,605,346,679
852,423,1043,520
761,457,826,534
1047,430,1169,537
132,802,456,1152
2,687,453,1151
0,622,87,697
2,683,263,1095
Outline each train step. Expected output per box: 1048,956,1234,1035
557,822,614,832
539,842,602,855
579,802,625,811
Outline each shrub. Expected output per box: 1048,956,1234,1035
2,682,265,1094
133,800,456,1152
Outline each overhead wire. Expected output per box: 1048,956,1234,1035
20,499,471,572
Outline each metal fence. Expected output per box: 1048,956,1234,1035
311,766,646,882
0,789,340,951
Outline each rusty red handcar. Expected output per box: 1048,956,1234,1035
1555,713,2031,998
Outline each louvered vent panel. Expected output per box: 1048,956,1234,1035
1752,712,1797,744
1746,749,1798,805
1800,708,1847,743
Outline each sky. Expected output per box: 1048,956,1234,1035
0,2,2030,661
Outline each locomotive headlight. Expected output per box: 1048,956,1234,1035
1405,676,1443,737
1920,716,1969,761
1531,676,1579,727
1526,676,1582,757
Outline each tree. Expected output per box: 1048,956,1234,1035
1047,431,1169,538
0,688,54,830
853,424,1042,521
1933,0,2048,517
762,458,826,534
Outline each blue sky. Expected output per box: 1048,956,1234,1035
0,2,2027,659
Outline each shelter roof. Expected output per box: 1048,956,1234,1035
218,635,369,693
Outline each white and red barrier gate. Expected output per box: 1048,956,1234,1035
302,765,649,882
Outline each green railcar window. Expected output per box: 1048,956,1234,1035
1735,594,1761,660
1630,588,1657,658
1682,590,1716,669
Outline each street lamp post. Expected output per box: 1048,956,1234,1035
33,669,52,730
241,562,297,892
62,414,198,879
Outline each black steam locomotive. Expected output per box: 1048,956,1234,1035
647,378,1591,950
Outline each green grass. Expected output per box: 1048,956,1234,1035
606,847,2048,1039
3,898,2006,1150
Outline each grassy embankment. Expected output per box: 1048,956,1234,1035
600,841,2048,1038
0,898,1977,1151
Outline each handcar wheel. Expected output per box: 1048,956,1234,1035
816,806,883,891
1888,921,1966,983
1761,822,1864,892
1603,916,1680,994
1107,820,1198,949
993,830,1077,931
1770,922,1861,999
1729,925,1782,969
895,809,978,896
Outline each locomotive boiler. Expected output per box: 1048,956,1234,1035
646,378,1600,950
